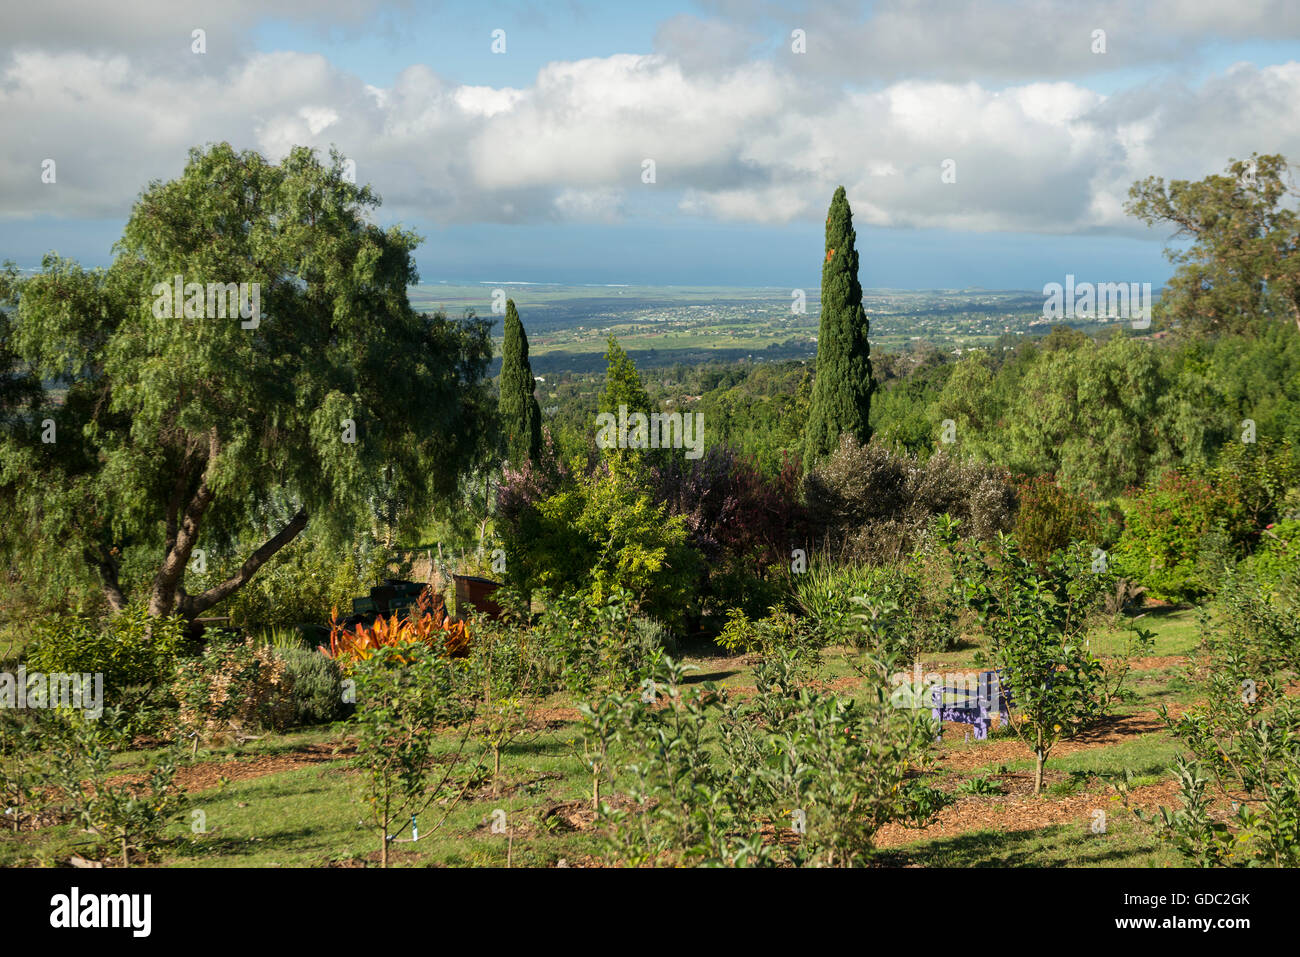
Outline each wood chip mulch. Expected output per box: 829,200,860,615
527,706,581,727
108,743,355,794
1122,655,1189,671
872,778,1181,849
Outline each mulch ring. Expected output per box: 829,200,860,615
3,800,73,831
532,794,643,834
873,778,1182,849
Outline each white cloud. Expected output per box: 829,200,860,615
453,85,525,118
2,10,1299,238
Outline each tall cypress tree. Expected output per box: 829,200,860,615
803,185,873,467
498,299,542,466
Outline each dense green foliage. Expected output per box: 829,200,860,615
1013,475,1103,563
173,634,294,738
503,460,698,628
693,362,810,474
27,606,184,700
498,299,542,467
1111,471,1249,601
1241,518,1300,592
275,645,348,727
804,186,873,466
1151,566,1300,865
0,143,492,622
598,336,653,418
590,652,947,866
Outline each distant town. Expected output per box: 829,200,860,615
406,283,1147,375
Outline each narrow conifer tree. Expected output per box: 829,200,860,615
498,299,542,466
803,186,873,467
598,336,653,416
595,337,660,463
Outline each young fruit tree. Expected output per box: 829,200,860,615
963,537,1151,793
351,645,479,868
0,143,492,622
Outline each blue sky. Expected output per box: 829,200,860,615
3,0,1299,289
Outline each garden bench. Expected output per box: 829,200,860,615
343,580,427,626
930,671,1011,740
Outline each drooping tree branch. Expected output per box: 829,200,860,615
178,507,309,619
7,145,493,629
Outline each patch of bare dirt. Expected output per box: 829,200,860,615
825,675,863,693
528,705,580,728
534,794,642,833
1122,655,1188,672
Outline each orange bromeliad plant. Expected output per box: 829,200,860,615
322,587,471,665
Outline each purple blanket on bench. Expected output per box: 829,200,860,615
930,671,1011,740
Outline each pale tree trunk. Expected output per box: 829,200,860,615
148,428,219,618
147,481,214,617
